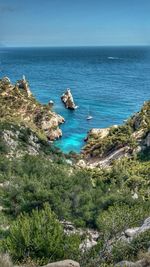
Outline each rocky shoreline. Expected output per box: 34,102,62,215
0,76,65,142
79,101,150,168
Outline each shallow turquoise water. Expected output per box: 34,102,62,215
0,46,150,152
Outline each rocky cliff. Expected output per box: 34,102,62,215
80,101,150,168
0,77,65,142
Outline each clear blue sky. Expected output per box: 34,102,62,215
0,0,149,47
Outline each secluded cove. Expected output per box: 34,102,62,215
0,46,150,153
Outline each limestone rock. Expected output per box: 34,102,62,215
145,132,150,147
0,254,13,267
47,128,62,141
1,77,11,85
41,113,64,140
125,227,140,238
42,259,80,267
48,100,54,107
121,217,150,241
132,192,138,199
88,128,110,139
17,76,32,97
61,89,77,110
61,220,99,251
77,159,86,168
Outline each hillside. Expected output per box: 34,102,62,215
81,101,150,168
0,78,150,267
0,76,64,142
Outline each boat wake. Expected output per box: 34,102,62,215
107,56,120,60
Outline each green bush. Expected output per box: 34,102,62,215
96,204,149,240
3,204,80,265
112,229,150,263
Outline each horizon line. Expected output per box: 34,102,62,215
1,44,150,49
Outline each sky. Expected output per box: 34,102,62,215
0,0,149,47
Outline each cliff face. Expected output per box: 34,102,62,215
0,77,65,142
81,101,150,168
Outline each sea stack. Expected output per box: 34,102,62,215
17,75,32,97
61,88,77,110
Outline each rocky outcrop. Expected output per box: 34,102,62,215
1,77,11,86
85,127,111,141
0,76,65,142
61,89,77,110
17,75,32,97
1,124,42,158
79,146,131,169
41,113,64,140
81,101,150,168
42,260,80,267
61,220,99,251
123,217,150,241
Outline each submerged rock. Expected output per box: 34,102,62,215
61,88,77,110
48,100,54,107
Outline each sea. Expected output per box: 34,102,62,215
0,46,150,153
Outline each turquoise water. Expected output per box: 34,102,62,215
0,46,150,152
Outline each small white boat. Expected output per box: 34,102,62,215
86,115,93,120
86,106,93,120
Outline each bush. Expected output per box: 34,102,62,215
112,229,150,263
96,204,149,241
3,204,80,265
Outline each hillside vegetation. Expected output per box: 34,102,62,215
0,77,150,267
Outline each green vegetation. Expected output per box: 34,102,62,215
84,124,137,157
112,229,150,263
0,79,149,266
0,148,149,266
2,204,80,265
83,101,150,158
0,78,62,142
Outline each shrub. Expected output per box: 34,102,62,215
111,229,150,263
96,204,149,241
3,204,80,265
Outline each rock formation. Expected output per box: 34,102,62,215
61,220,99,251
123,217,150,241
1,77,11,86
0,76,65,142
61,88,77,109
17,75,32,97
42,260,80,267
81,101,150,168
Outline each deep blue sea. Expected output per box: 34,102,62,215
0,46,150,153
